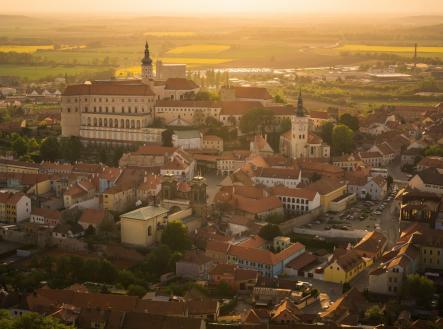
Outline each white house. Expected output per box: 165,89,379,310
271,186,321,215
252,167,301,188
172,130,202,150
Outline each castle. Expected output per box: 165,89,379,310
60,42,199,145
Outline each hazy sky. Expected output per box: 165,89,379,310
2,0,442,15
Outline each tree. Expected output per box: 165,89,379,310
40,136,60,161
192,109,206,127
402,274,435,307
365,305,384,325
279,118,291,133
339,113,359,131
239,108,273,134
320,121,334,146
12,136,28,157
97,214,117,238
424,144,443,157
111,147,124,166
161,221,192,252
127,284,147,297
0,310,73,329
273,94,286,103
342,282,351,293
332,124,354,155
213,281,235,299
162,129,174,147
60,136,82,162
258,224,282,241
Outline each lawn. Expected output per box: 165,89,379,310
167,44,231,55
0,64,114,81
338,44,443,53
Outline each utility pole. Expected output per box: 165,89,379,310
414,43,417,70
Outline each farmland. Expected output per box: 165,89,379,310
167,44,231,55
0,45,54,53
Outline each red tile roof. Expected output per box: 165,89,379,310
78,208,108,226
234,87,272,100
63,80,155,96
164,78,198,90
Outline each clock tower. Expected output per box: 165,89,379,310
291,90,309,159
141,41,153,83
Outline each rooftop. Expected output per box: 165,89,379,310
121,206,169,221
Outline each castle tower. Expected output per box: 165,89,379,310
190,175,208,218
141,41,153,83
291,90,309,159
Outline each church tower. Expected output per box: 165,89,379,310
291,90,309,159
141,41,153,83
190,175,208,219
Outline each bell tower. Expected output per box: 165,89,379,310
291,90,309,159
141,41,153,83
190,175,208,219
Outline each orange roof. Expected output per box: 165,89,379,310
63,80,155,96
0,192,27,205
164,78,198,90
309,111,329,120
133,145,177,155
253,166,300,180
234,86,272,100
235,195,282,214
156,100,221,108
270,186,318,201
228,242,305,265
203,135,223,142
31,208,61,220
79,208,108,226
238,235,267,249
220,101,264,116
206,240,231,254
306,177,345,195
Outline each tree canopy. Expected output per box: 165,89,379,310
60,136,82,163
339,113,359,131
0,310,73,329
161,221,192,252
332,124,354,155
258,224,282,241
40,136,60,161
239,108,273,134
402,274,435,307
320,121,334,146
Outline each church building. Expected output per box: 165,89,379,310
279,91,330,160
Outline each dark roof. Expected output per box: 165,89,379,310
165,78,199,90
416,167,443,186
63,80,155,96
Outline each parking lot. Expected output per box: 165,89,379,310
300,185,400,244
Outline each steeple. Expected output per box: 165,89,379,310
142,41,152,65
296,89,304,117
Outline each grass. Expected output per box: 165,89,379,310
143,31,197,37
338,44,443,54
167,44,231,55
0,45,54,53
0,64,114,81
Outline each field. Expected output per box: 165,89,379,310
338,44,443,54
0,45,54,53
167,44,231,55
143,32,197,37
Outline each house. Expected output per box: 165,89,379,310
120,206,169,248
78,208,111,230
0,192,31,223
220,86,272,105
202,135,223,153
401,147,422,166
347,174,387,201
216,150,251,176
417,156,443,172
409,167,443,195
250,135,274,156
176,249,214,280
306,177,348,212
353,231,387,259
63,180,96,208
298,160,344,181
270,186,320,215
358,151,384,168
226,236,306,277
370,142,395,166
172,130,202,150
284,252,318,277
30,208,61,227
209,264,259,291
323,249,366,284
52,222,84,239
332,153,364,172
205,240,231,264
309,111,333,130
251,166,301,188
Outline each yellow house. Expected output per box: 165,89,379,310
120,206,169,248
103,185,136,214
0,159,39,174
323,251,365,284
307,177,347,212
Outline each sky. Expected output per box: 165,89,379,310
1,0,442,16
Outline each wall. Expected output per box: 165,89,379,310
278,207,322,234
293,227,367,240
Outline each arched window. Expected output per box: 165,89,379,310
104,118,108,127
131,120,135,128
99,118,102,127
126,119,129,128
121,119,124,128
109,120,113,128
115,119,118,127
136,121,140,129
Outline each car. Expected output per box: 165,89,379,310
324,225,331,230
314,220,321,225
374,211,382,215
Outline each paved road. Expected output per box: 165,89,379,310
376,194,400,246
205,172,225,205
387,157,409,182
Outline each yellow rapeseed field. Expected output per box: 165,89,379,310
143,32,196,37
338,44,443,53
167,44,230,55
0,45,54,53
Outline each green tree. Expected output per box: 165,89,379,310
60,136,82,162
273,94,286,103
239,108,273,134
332,124,354,155
162,129,174,147
339,113,359,131
213,281,235,299
424,144,443,157
258,224,282,241
111,147,124,166
12,136,28,157
0,310,73,329
320,121,334,145
402,274,435,307
127,284,147,297
40,136,60,161
161,221,191,252
365,305,384,325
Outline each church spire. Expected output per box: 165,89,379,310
142,41,152,65
296,88,304,117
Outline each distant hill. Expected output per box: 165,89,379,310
397,15,443,26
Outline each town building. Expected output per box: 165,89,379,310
0,192,31,223
30,208,61,227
